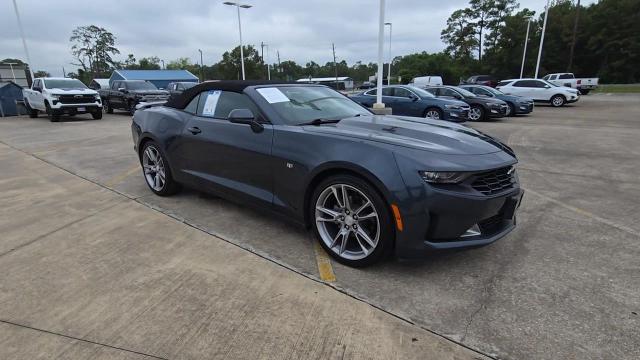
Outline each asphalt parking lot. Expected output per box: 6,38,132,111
1,94,639,359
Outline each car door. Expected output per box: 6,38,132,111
110,81,123,108
389,87,423,116
509,80,536,99
30,79,45,110
178,90,275,207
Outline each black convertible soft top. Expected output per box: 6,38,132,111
164,80,297,109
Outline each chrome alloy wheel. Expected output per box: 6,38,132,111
469,107,482,121
552,96,564,107
142,145,166,191
425,109,441,119
315,184,380,260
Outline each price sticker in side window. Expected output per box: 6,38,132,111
202,90,221,116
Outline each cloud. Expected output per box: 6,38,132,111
0,0,594,76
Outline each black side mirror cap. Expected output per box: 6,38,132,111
228,108,264,133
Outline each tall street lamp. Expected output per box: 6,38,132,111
535,0,550,78
373,0,386,110
198,49,204,81
224,1,252,80
520,18,531,78
385,22,392,85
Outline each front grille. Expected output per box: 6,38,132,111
59,95,96,104
471,166,515,195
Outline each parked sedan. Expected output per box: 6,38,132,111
350,85,470,121
424,86,509,121
132,81,523,267
496,78,580,107
459,84,534,116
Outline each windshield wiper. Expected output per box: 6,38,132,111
297,118,341,126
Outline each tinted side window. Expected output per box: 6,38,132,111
497,81,513,87
184,94,200,114
477,76,490,81
196,91,258,119
559,74,573,79
533,80,548,88
513,80,530,87
393,88,413,98
476,88,492,96
440,88,459,97
423,88,437,95
381,88,394,96
365,89,376,96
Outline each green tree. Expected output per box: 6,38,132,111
137,56,161,70
441,9,478,59
217,45,262,80
70,25,120,77
33,70,50,78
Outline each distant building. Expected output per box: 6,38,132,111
0,81,26,117
0,63,30,87
109,70,199,89
297,77,354,90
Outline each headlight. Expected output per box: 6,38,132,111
50,94,59,100
419,171,472,184
444,104,462,110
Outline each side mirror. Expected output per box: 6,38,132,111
544,85,551,89
409,94,419,101
118,87,126,92
228,108,263,133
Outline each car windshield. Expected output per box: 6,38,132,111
450,87,476,98
44,79,87,89
259,86,371,125
406,86,435,98
479,86,503,95
127,81,157,90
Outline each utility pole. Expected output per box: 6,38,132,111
535,0,551,78
260,41,265,79
277,50,281,74
520,19,531,78
332,43,338,89
567,0,581,72
260,41,270,80
12,0,34,84
198,49,204,82
161,59,165,69
374,0,386,109
6,63,18,82
223,2,252,80
62,66,66,78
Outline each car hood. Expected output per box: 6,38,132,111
471,96,506,105
49,88,98,95
130,90,169,95
302,115,513,156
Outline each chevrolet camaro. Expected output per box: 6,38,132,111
131,81,524,267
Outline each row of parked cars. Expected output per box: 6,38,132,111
349,74,584,122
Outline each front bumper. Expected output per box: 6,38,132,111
444,108,469,122
567,94,580,103
49,102,102,113
515,102,534,114
395,185,524,258
488,104,508,118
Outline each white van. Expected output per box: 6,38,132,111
409,76,443,88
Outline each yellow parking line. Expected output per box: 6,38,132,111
524,187,639,238
313,241,336,282
104,164,141,187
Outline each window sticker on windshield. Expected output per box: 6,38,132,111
202,90,221,116
256,87,289,103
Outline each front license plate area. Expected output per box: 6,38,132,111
77,107,86,112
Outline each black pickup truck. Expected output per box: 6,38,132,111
99,80,170,114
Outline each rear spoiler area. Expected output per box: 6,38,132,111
136,101,167,111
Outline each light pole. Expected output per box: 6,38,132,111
535,0,550,78
224,2,252,80
198,49,204,81
520,18,531,78
385,22,392,85
373,0,386,109
161,59,165,70
11,0,34,83
5,63,18,82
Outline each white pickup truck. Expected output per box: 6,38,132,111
542,73,599,95
23,77,102,122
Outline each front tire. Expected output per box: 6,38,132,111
103,100,113,114
505,102,516,117
424,107,443,120
468,105,485,121
311,174,394,267
551,94,566,107
140,141,181,196
45,103,59,122
92,110,103,120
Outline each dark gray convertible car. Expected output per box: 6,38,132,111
131,81,524,267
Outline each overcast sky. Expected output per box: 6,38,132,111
1,0,594,76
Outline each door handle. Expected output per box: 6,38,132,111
187,127,201,135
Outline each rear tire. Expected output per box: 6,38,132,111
579,89,590,95
140,141,181,196
25,100,38,118
310,174,394,267
550,94,566,107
